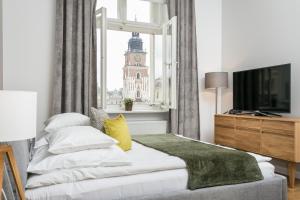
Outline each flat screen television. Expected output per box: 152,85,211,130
233,64,291,113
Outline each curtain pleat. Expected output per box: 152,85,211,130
52,0,97,116
168,0,200,140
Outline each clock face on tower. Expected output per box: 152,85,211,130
134,55,141,63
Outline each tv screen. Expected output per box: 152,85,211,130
233,64,291,113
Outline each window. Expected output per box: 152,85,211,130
96,0,118,19
127,0,151,23
96,0,177,111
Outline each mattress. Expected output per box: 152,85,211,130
26,142,275,200
26,169,188,200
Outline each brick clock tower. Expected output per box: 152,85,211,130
123,32,149,102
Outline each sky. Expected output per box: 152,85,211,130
96,0,151,22
96,0,163,91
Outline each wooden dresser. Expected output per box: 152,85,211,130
214,114,300,188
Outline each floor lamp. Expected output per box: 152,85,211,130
0,91,37,200
205,72,228,114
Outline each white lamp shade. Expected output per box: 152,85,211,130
0,91,37,142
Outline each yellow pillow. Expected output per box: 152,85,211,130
104,114,132,151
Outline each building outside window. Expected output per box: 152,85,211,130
96,0,177,111
123,32,149,103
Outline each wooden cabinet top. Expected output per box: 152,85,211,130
215,114,300,122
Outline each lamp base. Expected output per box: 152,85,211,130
0,144,25,200
215,88,219,114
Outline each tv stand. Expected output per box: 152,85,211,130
215,114,300,188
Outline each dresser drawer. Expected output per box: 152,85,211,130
215,126,235,147
262,120,295,136
215,116,235,128
235,129,260,153
261,132,295,161
236,118,260,130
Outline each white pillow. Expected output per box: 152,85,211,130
48,126,118,154
31,145,50,163
247,152,272,163
34,133,50,149
44,113,90,133
27,145,130,174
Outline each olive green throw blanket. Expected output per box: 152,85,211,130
132,134,263,190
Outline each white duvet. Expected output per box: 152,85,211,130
26,141,273,189
27,145,131,175
27,142,185,188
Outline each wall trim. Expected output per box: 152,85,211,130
128,120,168,135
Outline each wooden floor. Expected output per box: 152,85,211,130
288,180,300,200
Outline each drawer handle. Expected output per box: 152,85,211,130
236,126,260,131
215,124,234,128
262,130,294,137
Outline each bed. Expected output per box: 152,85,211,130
3,128,287,200
23,137,287,200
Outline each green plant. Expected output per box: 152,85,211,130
124,98,133,105
124,98,133,111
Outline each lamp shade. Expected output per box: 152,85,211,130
205,72,228,89
0,91,37,142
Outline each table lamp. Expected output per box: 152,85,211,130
0,90,37,200
205,72,228,114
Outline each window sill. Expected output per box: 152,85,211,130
103,104,169,114
105,109,169,114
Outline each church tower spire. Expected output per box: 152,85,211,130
123,32,149,102
128,32,144,52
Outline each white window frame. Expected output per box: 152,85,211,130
97,7,107,109
96,0,176,112
162,16,177,109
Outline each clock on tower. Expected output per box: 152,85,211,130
134,55,141,63
123,32,149,102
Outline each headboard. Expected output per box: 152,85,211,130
2,140,32,200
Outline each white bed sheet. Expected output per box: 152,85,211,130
26,141,275,200
26,169,188,200
26,163,274,200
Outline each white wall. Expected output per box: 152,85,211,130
222,0,300,176
222,0,300,116
0,0,3,89
2,0,56,133
195,0,222,143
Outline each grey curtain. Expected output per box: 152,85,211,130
52,0,98,116
168,0,200,140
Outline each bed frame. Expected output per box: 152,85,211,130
142,175,287,200
4,139,288,200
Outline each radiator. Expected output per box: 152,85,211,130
127,120,168,135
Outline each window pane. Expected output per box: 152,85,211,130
97,29,102,107
154,35,163,103
127,0,151,23
166,25,173,106
106,30,151,105
97,0,118,19
163,17,177,109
